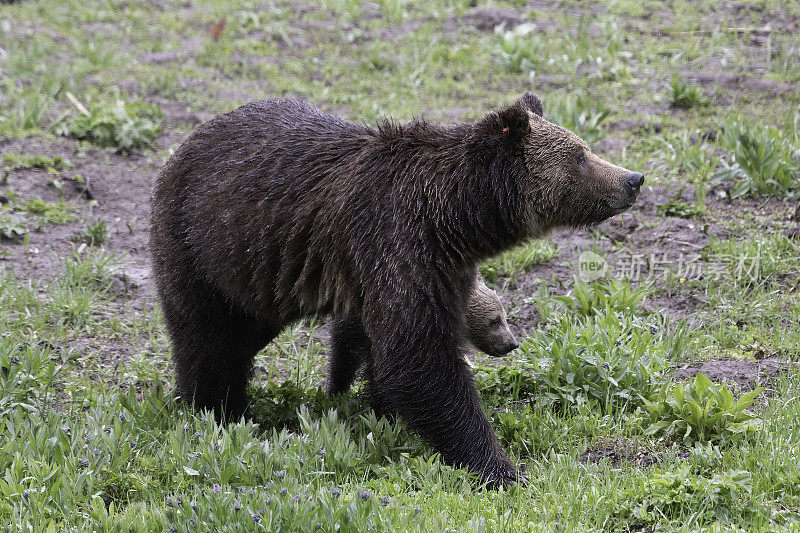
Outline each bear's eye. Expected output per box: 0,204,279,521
489,317,501,326
576,153,588,166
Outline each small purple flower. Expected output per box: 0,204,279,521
83,434,92,443
9,356,20,364
128,439,137,449
381,497,390,507
176,497,182,505
317,448,325,456
279,487,288,495
602,362,610,370
91,448,101,456
234,502,242,511
191,503,198,511
292,494,300,502
119,412,127,421
239,486,246,493
79,458,90,468
183,423,190,432
169,527,176,533
274,470,284,479
194,451,202,458
332,488,341,497
214,443,220,451
264,497,271,504
360,491,370,501
194,430,202,437
414,506,422,513
22,490,29,500
188,518,195,525
166,497,173,507
211,484,222,495
252,514,261,523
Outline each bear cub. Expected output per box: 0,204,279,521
327,270,517,394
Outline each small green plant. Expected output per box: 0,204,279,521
554,277,652,317
712,118,800,198
480,239,557,281
524,310,667,413
549,96,611,145
657,197,705,218
73,220,110,246
643,373,764,445
57,100,163,149
494,23,542,74
2,153,71,173
19,198,76,225
618,464,754,525
0,211,27,239
669,74,710,109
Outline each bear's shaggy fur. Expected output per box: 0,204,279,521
150,92,642,486
326,270,517,394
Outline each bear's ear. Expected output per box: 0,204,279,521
516,92,543,117
493,99,532,140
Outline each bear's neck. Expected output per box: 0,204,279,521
375,120,533,267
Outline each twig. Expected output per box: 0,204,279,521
65,91,90,117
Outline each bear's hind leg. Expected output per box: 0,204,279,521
327,314,372,396
161,285,277,421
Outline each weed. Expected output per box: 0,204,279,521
57,100,163,149
618,464,754,526
0,211,27,239
554,277,652,318
2,153,71,174
548,96,611,145
18,198,76,225
480,239,557,281
72,220,110,246
669,74,709,109
644,373,764,446
523,310,667,413
657,197,705,218
494,23,541,74
712,118,800,198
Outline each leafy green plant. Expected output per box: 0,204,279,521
712,119,800,198
618,464,753,526
554,277,652,318
643,373,764,445
57,100,163,149
524,311,667,413
669,74,710,109
480,239,557,281
0,211,27,239
19,198,76,225
73,220,110,246
548,96,611,145
2,153,71,176
657,197,705,218
494,23,542,74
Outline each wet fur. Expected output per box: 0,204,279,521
150,92,637,486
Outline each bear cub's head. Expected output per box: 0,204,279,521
481,92,644,231
465,276,519,357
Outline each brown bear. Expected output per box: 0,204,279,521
149,92,643,487
326,269,518,394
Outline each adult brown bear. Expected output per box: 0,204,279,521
150,93,643,486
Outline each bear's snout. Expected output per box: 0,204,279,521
625,171,644,195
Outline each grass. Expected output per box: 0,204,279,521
0,0,799,530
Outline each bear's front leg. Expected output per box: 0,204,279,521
366,321,522,487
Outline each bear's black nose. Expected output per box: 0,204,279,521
625,172,644,193
508,338,519,351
